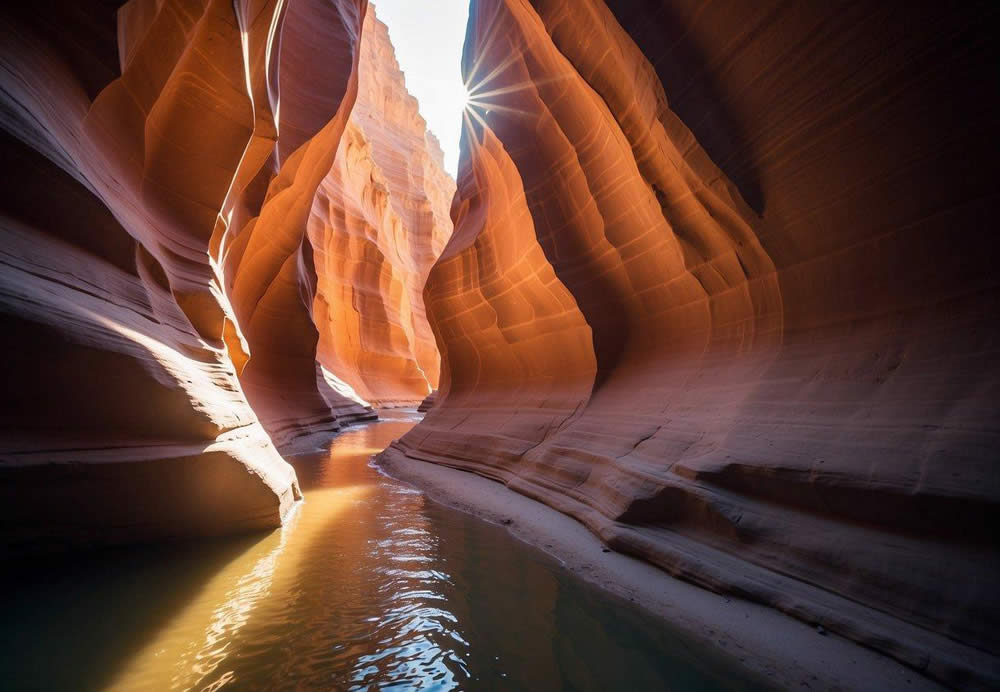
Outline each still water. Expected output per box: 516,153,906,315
1,413,769,691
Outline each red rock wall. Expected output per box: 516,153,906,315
308,10,455,407
0,0,369,545
382,0,1000,685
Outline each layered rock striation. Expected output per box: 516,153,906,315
381,0,1000,685
309,10,455,407
215,0,376,449
0,0,370,546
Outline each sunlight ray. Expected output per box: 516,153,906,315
465,105,491,138
462,0,510,92
467,100,535,119
466,49,525,96
469,72,572,102
462,108,480,142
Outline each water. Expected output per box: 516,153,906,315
0,413,770,691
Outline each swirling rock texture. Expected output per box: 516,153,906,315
0,0,369,547
218,0,377,450
308,10,456,407
380,0,1000,686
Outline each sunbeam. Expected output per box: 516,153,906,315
466,49,525,97
459,8,573,136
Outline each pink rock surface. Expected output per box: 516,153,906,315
0,0,369,544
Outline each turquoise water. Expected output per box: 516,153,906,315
0,414,770,691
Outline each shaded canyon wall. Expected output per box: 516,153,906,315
381,0,1000,686
0,0,374,546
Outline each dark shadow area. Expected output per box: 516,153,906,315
605,0,765,214
0,533,266,691
0,1,126,101
0,130,137,273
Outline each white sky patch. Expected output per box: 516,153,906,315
373,0,471,177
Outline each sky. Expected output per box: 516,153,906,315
372,0,471,177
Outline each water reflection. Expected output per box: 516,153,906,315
0,414,770,691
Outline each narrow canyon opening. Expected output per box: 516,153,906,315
305,1,464,411
1,1,997,690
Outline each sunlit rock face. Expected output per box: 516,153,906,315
382,0,1000,685
218,0,376,449
309,10,456,407
0,0,369,546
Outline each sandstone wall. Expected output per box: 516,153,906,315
382,0,1000,685
309,10,455,407
0,0,369,546
218,0,376,450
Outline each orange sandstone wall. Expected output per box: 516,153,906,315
382,0,1000,686
0,0,368,546
308,10,455,407
218,0,376,449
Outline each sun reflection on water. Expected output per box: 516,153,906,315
105,475,377,691
1,415,768,691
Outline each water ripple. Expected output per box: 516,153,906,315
0,420,771,692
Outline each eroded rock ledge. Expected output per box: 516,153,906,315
380,0,1000,686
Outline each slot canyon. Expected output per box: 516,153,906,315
1,0,997,690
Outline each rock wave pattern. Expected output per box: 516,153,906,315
0,0,375,546
310,11,456,407
380,0,1000,687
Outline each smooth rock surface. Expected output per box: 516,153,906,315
0,0,369,545
382,0,1000,686
218,0,376,450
